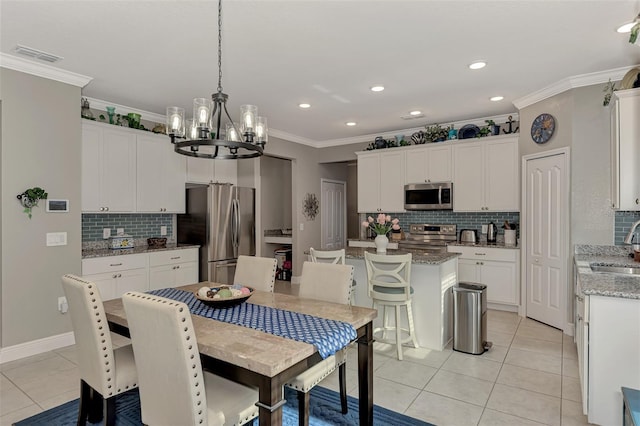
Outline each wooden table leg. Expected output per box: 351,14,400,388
257,377,285,426
358,322,374,426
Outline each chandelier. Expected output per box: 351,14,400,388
165,0,266,160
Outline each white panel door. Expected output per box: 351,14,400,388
525,152,566,329
321,179,346,250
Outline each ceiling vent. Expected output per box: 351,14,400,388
400,114,425,120
14,45,63,63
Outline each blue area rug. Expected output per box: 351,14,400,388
14,386,432,426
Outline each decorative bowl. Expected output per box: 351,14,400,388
194,285,254,308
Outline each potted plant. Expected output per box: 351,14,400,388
17,187,48,219
424,124,449,142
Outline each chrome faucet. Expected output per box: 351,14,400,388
623,220,640,244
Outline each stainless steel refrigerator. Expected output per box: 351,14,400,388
177,183,255,284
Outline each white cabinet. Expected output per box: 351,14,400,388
453,137,519,212
136,132,186,213
81,253,149,300
448,245,519,307
404,144,452,184
82,121,137,213
148,248,199,290
575,284,640,425
356,150,404,213
187,157,237,185
610,88,640,210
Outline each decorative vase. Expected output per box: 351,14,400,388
374,234,389,254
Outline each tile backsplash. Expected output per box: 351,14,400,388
615,211,640,245
82,214,173,242
362,211,520,240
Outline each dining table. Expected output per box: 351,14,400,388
102,282,378,426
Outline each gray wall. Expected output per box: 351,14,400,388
259,155,292,260
1,69,81,347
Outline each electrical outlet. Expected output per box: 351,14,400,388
58,296,68,314
103,228,111,239
160,226,167,236
117,228,124,235
482,225,488,234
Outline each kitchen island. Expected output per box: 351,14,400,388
346,247,459,351
573,245,640,426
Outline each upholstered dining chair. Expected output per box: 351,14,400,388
61,274,138,426
233,255,277,292
364,251,419,360
122,291,259,426
285,261,354,425
309,247,356,305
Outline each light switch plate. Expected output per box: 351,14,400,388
46,232,67,246
160,226,167,236
103,228,111,239
299,223,304,231
117,228,124,235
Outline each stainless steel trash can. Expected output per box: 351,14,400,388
453,282,492,355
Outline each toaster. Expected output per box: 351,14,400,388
459,229,478,244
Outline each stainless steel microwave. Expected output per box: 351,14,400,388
404,182,453,210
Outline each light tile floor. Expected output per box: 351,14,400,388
0,288,594,425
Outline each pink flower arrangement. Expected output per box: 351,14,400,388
361,213,400,236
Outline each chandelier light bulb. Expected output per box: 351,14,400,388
256,116,268,143
193,98,211,127
240,105,257,133
166,107,185,137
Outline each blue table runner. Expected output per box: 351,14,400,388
148,288,356,359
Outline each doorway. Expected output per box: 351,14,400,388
522,148,570,330
320,179,346,249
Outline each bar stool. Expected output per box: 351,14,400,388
309,247,356,305
364,251,418,360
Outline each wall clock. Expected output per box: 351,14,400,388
531,113,555,144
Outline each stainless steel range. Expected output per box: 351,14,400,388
398,224,457,253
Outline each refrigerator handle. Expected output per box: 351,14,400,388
232,199,240,257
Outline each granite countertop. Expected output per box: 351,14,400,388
447,242,520,250
574,245,640,300
345,247,459,265
82,243,200,259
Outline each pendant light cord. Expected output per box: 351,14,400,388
217,0,223,93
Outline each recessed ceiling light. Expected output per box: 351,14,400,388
469,61,487,70
490,96,504,102
370,85,385,92
409,110,422,116
298,103,311,109
617,22,636,33
345,121,357,126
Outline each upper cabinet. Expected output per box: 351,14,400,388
453,136,519,212
357,150,405,213
405,144,452,184
187,157,237,186
610,88,640,210
82,121,136,213
82,121,187,213
137,133,186,213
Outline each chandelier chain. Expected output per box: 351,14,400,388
217,0,223,93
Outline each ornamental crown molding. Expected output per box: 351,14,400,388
0,53,92,88
513,65,636,110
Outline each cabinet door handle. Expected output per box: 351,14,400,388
636,199,639,205
113,274,118,278
474,253,486,256
170,256,181,260
576,295,584,302
110,263,123,266
577,314,582,321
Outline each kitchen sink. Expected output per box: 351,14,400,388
590,263,640,275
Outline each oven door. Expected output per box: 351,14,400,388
404,183,453,210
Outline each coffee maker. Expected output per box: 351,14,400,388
487,221,498,243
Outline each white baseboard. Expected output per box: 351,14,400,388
0,332,75,364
